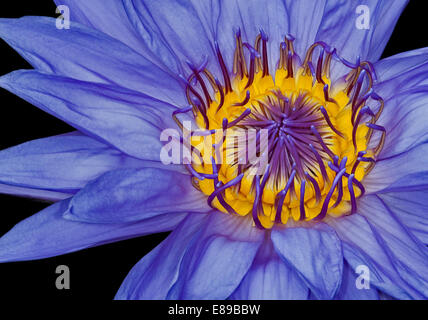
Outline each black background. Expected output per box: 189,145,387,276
0,1,426,301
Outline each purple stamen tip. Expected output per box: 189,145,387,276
244,42,261,58
222,118,228,130
366,123,386,132
285,34,295,41
186,164,205,181
233,90,251,107
260,28,268,41
235,27,241,37
357,69,366,84
370,91,382,100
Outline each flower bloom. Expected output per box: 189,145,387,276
0,0,427,299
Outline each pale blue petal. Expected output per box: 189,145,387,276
362,196,428,297
364,49,428,194
0,183,70,202
284,0,327,58
379,189,428,244
0,70,177,160
316,0,408,77
53,0,179,71
115,213,207,300
215,0,326,76
0,199,186,262
334,262,379,300
328,195,428,299
0,16,184,105
229,238,309,300
215,0,289,76
127,1,328,79
365,53,428,196
271,223,343,300
166,212,264,299
0,132,147,195
364,144,428,194
377,90,428,159
330,229,416,299
63,168,210,223
371,48,428,158
136,0,407,81
377,172,428,193
374,47,428,89
125,0,219,75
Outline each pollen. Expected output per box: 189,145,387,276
172,30,385,229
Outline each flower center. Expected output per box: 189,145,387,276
172,30,385,229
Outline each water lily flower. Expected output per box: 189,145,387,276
0,0,427,300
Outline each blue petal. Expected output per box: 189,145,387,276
136,0,405,78
284,0,327,58
271,223,343,300
128,1,327,78
0,70,177,160
374,47,428,89
53,0,179,70
376,172,428,193
316,0,408,77
365,196,428,296
166,211,264,299
364,144,428,194
334,262,379,300
371,48,428,159
379,189,428,244
364,48,428,194
63,167,210,223
0,183,70,202
229,238,309,300
366,58,428,193
215,0,290,76
0,199,186,262
0,16,184,105
377,90,428,160
332,234,415,299
123,0,219,75
215,0,326,76
328,195,428,299
0,132,150,196
115,213,208,300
